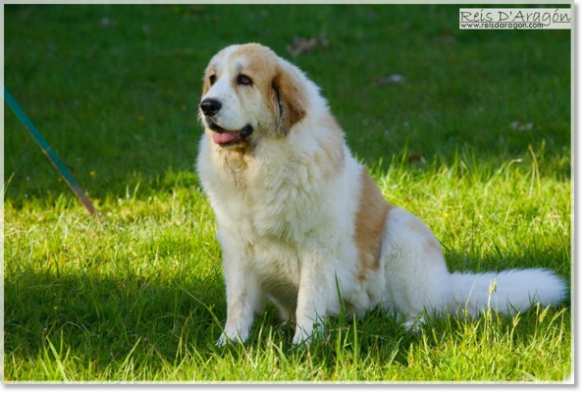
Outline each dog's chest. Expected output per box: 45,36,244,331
203,146,342,295
220,161,327,243
217,160,335,276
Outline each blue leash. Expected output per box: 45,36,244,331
4,87,96,216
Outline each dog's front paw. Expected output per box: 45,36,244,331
292,322,323,345
292,330,310,345
403,315,425,334
215,333,230,347
216,329,248,347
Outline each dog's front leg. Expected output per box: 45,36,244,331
292,252,330,344
217,255,264,346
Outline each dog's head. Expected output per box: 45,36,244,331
199,43,307,150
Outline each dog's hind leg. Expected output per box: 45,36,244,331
379,208,451,329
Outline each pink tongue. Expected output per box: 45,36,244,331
212,131,240,144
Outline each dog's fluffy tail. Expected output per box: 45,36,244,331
448,268,567,317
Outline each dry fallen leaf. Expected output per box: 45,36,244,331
408,154,426,164
439,30,455,44
373,74,406,86
510,121,533,132
286,35,329,57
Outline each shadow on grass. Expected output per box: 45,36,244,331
4,247,571,381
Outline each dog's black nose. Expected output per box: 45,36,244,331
200,98,222,117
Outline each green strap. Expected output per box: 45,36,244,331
4,87,96,216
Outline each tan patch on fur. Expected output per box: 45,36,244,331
272,63,307,134
424,237,442,255
319,114,345,174
221,44,307,136
354,169,392,281
229,45,279,109
231,44,277,76
230,45,277,96
209,140,253,187
406,219,427,233
202,69,212,97
315,114,345,176
406,218,443,259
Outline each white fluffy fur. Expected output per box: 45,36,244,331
196,44,567,345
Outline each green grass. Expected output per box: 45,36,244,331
3,4,572,382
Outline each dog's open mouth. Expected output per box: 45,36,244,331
208,121,254,147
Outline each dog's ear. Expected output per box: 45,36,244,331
271,64,307,135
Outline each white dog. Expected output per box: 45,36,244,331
196,43,567,345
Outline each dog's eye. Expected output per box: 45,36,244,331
209,75,217,85
237,74,253,86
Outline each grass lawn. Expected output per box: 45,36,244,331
3,4,572,382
